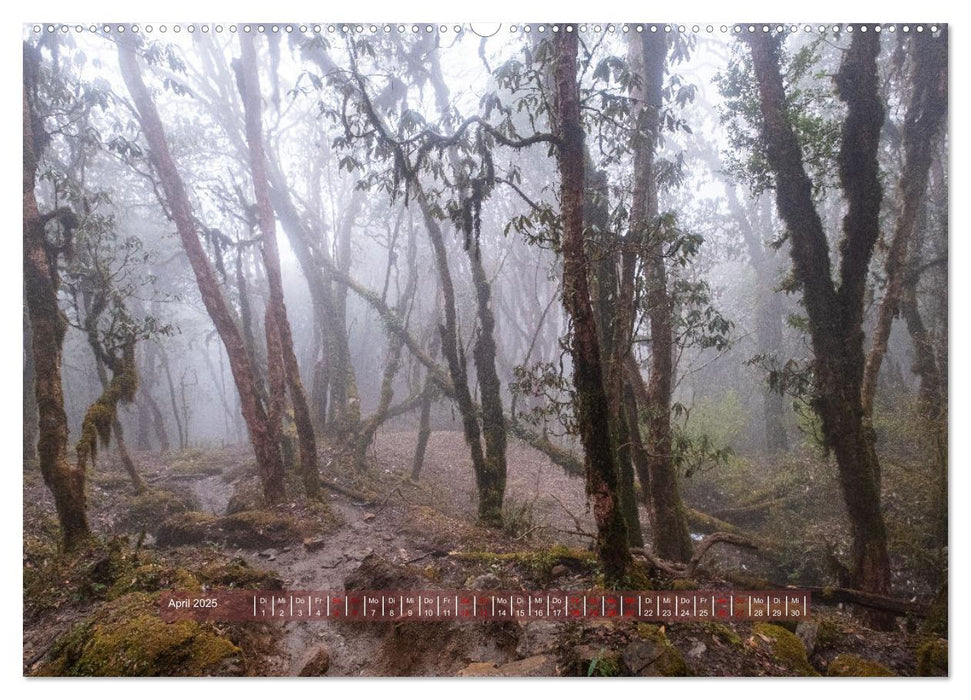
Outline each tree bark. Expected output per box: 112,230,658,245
426,51,508,525
746,30,891,603
118,37,285,504
23,304,38,465
553,28,631,584
239,33,320,498
23,84,90,550
627,31,693,562
861,29,947,419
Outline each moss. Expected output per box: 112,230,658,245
826,653,895,677
156,511,217,547
814,615,843,651
753,622,819,676
922,582,947,637
619,561,656,591
196,559,282,590
39,592,239,676
25,538,129,616
452,545,596,582
170,456,224,477
216,510,310,548
106,564,200,600
226,479,265,515
631,624,688,676
671,578,699,591
119,488,198,532
700,621,743,648
916,639,947,677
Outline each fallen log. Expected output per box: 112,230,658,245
794,585,931,618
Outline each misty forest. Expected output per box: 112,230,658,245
23,23,948,677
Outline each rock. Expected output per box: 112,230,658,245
827,653,896,677
916,639,947,677
303,537,327,552
752,622,819,676
457,662,498,677
363,513,376,522
344,553,425,591
795,621,820,655
458,655,556,677
623,630,688,677
470,573,503,590
348,548,373,561
515,620,560,657
687,640,707,659
258,549,278,559
550,564,570,579
298,647,331,676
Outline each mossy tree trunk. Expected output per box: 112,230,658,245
425,50,508,524
78,285,145,493
418,196,501,523
746,30,891,605
118,37,286,504
553,28,631,584
239,33,320,499
628,32,694,563
23,82,90,550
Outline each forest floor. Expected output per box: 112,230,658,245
23,431,948,677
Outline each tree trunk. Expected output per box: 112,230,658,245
118,38,285,504
746,31,891,605
410,373,436,481
23,84,90,550
266,157,360,438
23,304,38,465
159,348,186,450
627,31,693,561
553,28,630,584
418,196,498,522
426,51,508,525
861,30,947,419
240,33,320,499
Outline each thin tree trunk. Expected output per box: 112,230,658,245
410,373,436,481
861,30,947,419
418,196,496,521
240,33,320,498
23,84,90,550
427,52,508,525
266,157,360,438
119,38,285,504
553,28,630,584
159,349,186,450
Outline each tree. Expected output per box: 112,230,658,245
238,33,320,498
552,27,631,584
745,29,891,601
118,36,286,504
23,63,90,549
861,29,948,421
626,31,694,562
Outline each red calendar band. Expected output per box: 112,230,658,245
160,590,810,622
